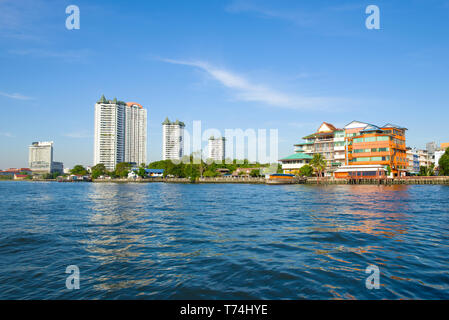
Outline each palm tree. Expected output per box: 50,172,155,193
311,153,327,180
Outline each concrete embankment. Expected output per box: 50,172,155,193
305,177,449,185
92,177,266,184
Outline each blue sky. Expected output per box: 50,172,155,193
1,0,449,169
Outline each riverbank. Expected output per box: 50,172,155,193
306,176,449,185
92,177,267,184
24,176,449,185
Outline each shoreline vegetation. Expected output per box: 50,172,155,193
5,176,449,185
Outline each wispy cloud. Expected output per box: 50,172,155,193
0,91,34,100
0,132,15,138
226,1,314,27
160,58,347,110
225,0,363,36
0,0,48,41
63,131,92,139
9,48,91,62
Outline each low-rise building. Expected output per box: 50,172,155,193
435,150,446,167
334,165,387,179
406,148,420,175
232,167,261,176
279,153,313,175
14,174,29,180
0,168,32,176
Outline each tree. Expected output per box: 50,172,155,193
203,169,219,177
276,163,283,174
115,162,131,178
70,165,88,176
137,166,147,178
310,154,327,178
429,163,435,176
249,169,260,177
184,163,199,180
439,149,449,176
298,165,313,177
419,164,435,176
91,164,106,179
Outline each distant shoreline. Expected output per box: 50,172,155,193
3,176,449,185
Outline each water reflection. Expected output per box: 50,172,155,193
2,181,448,299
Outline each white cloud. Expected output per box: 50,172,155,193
63,131,92,139
0,132,15,138
0,91,33,100
160,58,346,110
9,48,91,62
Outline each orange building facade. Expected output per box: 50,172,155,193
344,121,408,177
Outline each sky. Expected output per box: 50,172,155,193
0,0,448,169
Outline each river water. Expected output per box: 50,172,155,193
1,181,448,299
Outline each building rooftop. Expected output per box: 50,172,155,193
96,95,126,106
162,117,185,126
382,123,408,130
279,153,313,161
126,102,143,109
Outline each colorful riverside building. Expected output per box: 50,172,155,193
287,122,345,175
280,120,408,177
278,152,313,174
343,121,408,177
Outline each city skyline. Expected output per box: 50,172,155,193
1,0,449,169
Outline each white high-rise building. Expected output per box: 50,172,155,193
125,102,147,166
208,136,226,162
29,141,53,173
28,141,64,174
94,95,147,171
162,118,185,161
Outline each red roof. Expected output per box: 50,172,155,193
126,102,143,109
1,168,31,173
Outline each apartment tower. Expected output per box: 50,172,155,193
208,136,226,162
94,95,147,171
162,118,185,161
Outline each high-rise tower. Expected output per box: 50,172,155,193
162,118,185,161
94,95,147,171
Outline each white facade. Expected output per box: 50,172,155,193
29,141,53,173
162,118,185,161
333,130,346,163
94,96,147,171
125,103,147,166
435,150,445,167
416,149,431,168
208,137,225,162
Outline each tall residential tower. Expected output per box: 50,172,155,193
208,136,226,162
162,118,185,161
94,95,147,171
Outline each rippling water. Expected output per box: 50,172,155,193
1,181,449,299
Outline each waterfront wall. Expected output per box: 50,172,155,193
93,176,266,184
305,176,449,185
19,176,449,185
